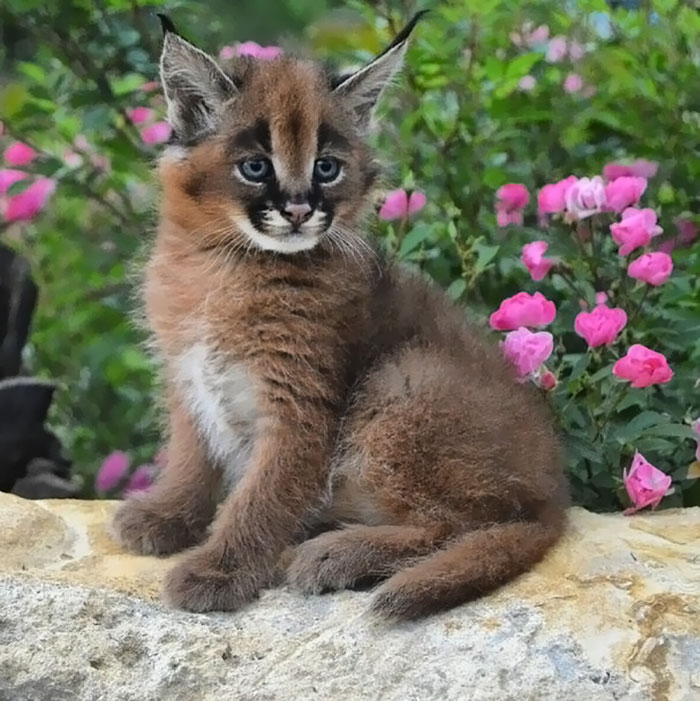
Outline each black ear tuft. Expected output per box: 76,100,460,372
156,13,180,37
384,10,430,53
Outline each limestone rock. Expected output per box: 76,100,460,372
0,493,698,701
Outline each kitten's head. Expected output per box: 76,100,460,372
156,13,424,254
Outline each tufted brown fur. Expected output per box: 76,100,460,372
111,16,568,620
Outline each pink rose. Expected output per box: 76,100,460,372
595,291,608,306
539,370,557,390
4,141,37,167
627,252,673,286
565,176,606,219
604,176,647,212
603,160,658,181
501,327,554,377
568,41,585,61
140,81,160,92
123,464,154,496
141,121,172,145
527,24,550,45
694,419,700,462
379,188,426,220
610,208,663,256
0,169,27,195
518,75,536,91
496,183,529,227
220,42,283,61
490,291,556,330
613,344,673,388
563,73,584,93
547,36,568,62
623,452,672,515
538,176,578,215
574,304,627,348
96,450,130,493
4,177,55,222
521,240,555,281
63,150,82,168
127,106,154,124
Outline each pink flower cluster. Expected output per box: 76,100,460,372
95,450,163,496
126,105,171,145
489,292,556,379
1,140,55,223
379,188,426,221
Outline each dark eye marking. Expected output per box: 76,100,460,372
317,122,350,151
230,118,272,154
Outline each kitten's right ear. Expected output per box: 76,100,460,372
157,14,237,143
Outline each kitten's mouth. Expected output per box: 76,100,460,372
233,214,326,254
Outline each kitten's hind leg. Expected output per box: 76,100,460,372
111,401,220,556
287,524,452,594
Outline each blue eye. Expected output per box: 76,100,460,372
239,158,272,182
314,157,341,183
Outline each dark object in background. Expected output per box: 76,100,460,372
0,243,77,497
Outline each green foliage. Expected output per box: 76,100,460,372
1,0,698,508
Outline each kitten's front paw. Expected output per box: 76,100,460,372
111,497,206,556
287,531,371,594
162,547,261,613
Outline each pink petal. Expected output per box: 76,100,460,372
0,169,27,196
4,178,56,222
127,106,154,125
379,189,409,220
141,121,172,145
123,465,154,495
407,191,426,216
96,450,130,492
5,142,37,167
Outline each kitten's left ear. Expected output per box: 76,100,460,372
333,10,427,131
157,14,237,143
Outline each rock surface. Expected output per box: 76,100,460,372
0,493,698,701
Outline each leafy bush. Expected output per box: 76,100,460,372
1,0,698,508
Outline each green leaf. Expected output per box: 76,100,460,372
644,423,698,440
17,62,47,85
612,411,669,444
473,241,500,274
446,278,466,300
568,354,591,383
110,73,147,96
398,224,433,257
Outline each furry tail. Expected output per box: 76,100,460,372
371,502,566,620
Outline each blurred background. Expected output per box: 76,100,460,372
1,0,698,508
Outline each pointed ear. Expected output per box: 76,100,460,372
333,11,427,131
157,15,237,143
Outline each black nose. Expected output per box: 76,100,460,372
282,202,313,226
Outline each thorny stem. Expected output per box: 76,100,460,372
627,285,651,325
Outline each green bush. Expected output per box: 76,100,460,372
1,0,698,508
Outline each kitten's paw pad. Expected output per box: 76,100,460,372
111,498,205,556
287,532,369,594
162,550,259,613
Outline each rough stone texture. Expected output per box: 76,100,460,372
0,494,698,701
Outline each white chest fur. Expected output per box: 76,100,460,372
175,343,258,484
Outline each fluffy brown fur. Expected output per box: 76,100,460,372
112,14,568,620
